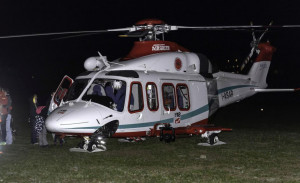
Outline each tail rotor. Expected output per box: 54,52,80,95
240,21,273,71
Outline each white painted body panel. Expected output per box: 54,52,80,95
45,51,270,137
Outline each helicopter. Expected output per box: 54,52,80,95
2,19,299,152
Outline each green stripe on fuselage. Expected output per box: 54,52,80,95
63,104,209,130
218,85,255,94
118,104,209,129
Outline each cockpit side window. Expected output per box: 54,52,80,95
128,82,144,113
146,82,159,111
64,79,89,101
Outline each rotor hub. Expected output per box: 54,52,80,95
135,19,165,26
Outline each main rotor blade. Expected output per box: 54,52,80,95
0,27,132,39
174,25,300,30
119,30,150,38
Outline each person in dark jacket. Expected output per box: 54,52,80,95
36,105,48,147
29,94,38,144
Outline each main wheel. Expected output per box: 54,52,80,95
208,133,219,145
87,141,97,152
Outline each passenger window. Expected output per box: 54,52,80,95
176,84,190,110
162,83,176,111
146,83,159,111
129,82,144,113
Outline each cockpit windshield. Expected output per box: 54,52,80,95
81,78,126,112
64,79,89,101
64,78,127,111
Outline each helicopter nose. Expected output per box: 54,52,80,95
45,113,60,132
45,103,102,134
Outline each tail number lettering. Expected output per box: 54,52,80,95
221,90,233,100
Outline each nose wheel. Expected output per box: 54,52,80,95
70,136,107,153
86,136,107,152
70,121,118,153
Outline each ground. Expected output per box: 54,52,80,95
0,94,300,183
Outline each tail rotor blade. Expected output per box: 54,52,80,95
241,47,255,71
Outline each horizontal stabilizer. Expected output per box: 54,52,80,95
254,88,300,92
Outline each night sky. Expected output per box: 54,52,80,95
0,0,300,107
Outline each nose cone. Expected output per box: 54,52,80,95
46,102,102,134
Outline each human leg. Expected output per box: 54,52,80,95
6,114,12,144
31,117,38,144
1,114,7,142
39,124,48,146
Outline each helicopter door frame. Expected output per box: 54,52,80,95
48,75,73,113
160,81,182,128
160,80,192,128
118,81,145,134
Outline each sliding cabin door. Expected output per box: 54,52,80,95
160,80,191,128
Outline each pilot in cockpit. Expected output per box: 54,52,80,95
92,84,105,96
105,80,126,112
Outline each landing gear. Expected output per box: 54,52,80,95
196,131,227,146
159,123,175,143
87,136,107,152
73,135,107,152
70,121,118,153
208,133,219,145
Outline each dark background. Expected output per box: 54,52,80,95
0,0,299,121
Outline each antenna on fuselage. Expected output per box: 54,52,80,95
98,51,110,69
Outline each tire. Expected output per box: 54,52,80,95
209,133,219,145
87,141,97,152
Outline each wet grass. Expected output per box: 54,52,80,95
1,95,300,183
1,125,300,183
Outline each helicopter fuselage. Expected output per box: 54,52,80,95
46,47,271,138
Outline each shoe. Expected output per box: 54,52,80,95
0,142,6,145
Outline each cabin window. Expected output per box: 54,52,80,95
162,83,176,111
146,83,159,111
129,82,144,113
176,84,190,110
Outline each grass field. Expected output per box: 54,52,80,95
1,94,300,183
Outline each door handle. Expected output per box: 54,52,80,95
164,106,170,114
137,113,143,120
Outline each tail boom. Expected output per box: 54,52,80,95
212,42,276,108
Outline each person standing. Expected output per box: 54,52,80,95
29,94,38,144
35,106,48,147
4,89,13,145
0,88,8,145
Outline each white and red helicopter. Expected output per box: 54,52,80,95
2,19,299,152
